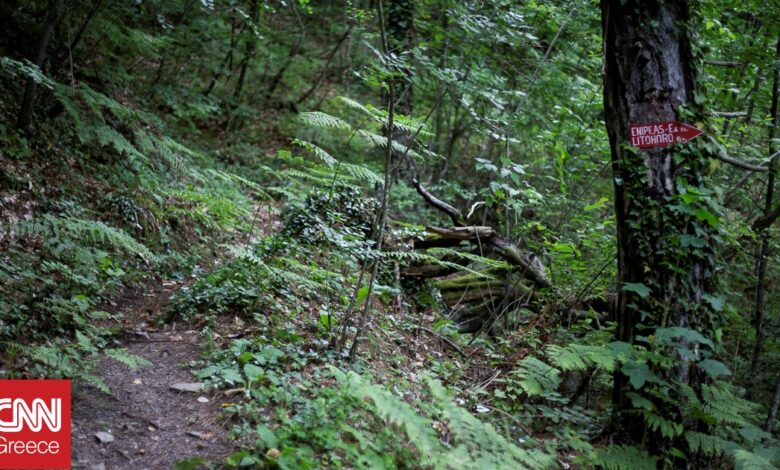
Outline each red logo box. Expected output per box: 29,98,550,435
0,380,71,469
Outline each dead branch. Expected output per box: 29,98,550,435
412,179,464,226
426,225,497,240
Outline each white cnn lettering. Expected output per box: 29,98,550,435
0,398,61,433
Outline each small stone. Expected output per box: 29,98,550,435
170,382,204,393
187,431,213,440
475,404,491,414
132,378,143,385
266,448,281,459
197,396,209,403
94,431,114,444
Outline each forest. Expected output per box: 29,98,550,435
1,0,779,468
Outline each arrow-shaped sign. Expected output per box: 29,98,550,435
629,121,703,149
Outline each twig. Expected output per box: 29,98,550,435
414,326,467,357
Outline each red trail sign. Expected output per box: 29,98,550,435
629,121,703,149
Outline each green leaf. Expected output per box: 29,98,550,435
680,234,706,248
622,282,651,298
221,368,245,385
702,294,724,312
225,451,258,467
621,361,655,389
626,391,653,410
655,327,714,349
244,363,264,381
697,359,731,378
255,424,279,449
695,208,719,228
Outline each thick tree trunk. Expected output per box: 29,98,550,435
601,0,716,447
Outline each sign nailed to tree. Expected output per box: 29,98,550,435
629,121,703,149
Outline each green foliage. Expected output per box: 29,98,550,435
283,186,376,246
591,445,658,470
197,335,552,469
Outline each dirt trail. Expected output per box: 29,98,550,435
71,281,234,469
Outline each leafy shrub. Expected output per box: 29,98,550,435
195,337,553,469
283,185,376,246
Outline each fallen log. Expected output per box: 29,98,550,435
403,180,552,335
425,225,497,241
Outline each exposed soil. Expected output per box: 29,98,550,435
71,281,235,470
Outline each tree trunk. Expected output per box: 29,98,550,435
233,0,259,101
747,31,780,387
766,373,780,433
601,0,716,448
16,0,64,130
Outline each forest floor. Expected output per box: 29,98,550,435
70,205,280,469
70,280,235,469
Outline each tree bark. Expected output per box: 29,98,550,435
602,0,716,448
747,31,780,387
16,0,64,130
766,373,780,433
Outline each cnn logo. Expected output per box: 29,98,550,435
0,398,62,432
0,380,71,469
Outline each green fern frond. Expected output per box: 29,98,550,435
330,366,440,464
14,215,155,261
732,448,776,470
424,375,553,469
0,56,54,89
292,139,338,166
356,129,425,160
334,96,378,118
701,384,759,427
104,348,152,370
591,445,658,470
684,431,732,457
511,356,561,397
299,111,353,130
546,343,619,372
427,247,513,270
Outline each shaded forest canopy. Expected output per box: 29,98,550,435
1,0,780,468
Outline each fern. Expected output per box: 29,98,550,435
0,56,54,88
299,111,353,130
329,366,552,469
14,215,155,262
700,384,759,427
331,367,440,464
292,139,338,166
104,348,152,370
732,448,776,470
685,431,732,457
424,376,553,470
591,445,658,470
427,247,514,270
511,356,561,397
546,343,619,372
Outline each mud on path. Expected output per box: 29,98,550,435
71,280,235,469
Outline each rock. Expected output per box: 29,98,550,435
94,431,114,444
266,448,281,459
197,396,209,403
475,404,491,414
187,431,213,440
170,382,205,393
